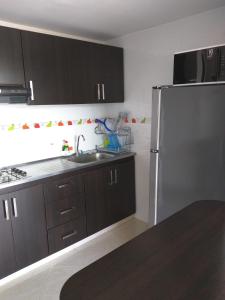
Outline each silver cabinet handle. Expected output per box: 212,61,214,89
29,80,35,101
57,183,69,189
109,169,113,185
62,230,77,241
12,198,18,218
102,83,105,100
3,200,10,220
97,83,101,101
114,169,118,184
60,207,74,215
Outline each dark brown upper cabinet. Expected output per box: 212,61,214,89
21,31,70,105
0,26,25,86
21,29,124,105
89,43,124,103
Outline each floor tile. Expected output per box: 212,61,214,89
0,217,147,300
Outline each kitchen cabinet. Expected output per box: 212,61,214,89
21,30,70,105
44,173,87,253
0,185,48,279
0,194,16,279
44,174,85,229
106,158,136,225
89,43,124,103
0,155,135,280
84,168,108,235
84,157,136,235
0,26,25,86
21,29,123,104
10,185,48,270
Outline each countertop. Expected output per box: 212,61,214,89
60,200,225,300
0,151,135,194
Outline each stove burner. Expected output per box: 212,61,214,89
0,167,27,184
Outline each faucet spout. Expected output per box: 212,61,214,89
76,134,85,155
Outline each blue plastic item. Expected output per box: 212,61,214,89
95,118,112,132
107,133,121,150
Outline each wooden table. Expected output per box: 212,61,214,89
60,201,225,300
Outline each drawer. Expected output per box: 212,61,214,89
44,174,83,204
45,194,85,229
48,217,86,254
44,174,85,229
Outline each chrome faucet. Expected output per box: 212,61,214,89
76,134,85,155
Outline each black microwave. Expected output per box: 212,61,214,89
173,46,225,84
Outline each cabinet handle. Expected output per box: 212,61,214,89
114,169,118,184
3,200,10,221
29,80,35,101
60,207,74,215
62,230,77,241
12,198,18,218
57,183,69,189
102,84,105,101
109,169,113,185
97,83,101,101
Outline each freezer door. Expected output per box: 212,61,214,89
157,84,225,223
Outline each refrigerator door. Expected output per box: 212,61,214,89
152,84,225,224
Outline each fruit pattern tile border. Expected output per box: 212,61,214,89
0,117,150,132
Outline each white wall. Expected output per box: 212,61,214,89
110,6,225,224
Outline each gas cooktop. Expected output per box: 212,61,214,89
0,167,27,184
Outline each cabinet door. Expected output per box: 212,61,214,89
10,185,48,270
0,26,25,85
0,194,16,279
106,158,136,225
21,30,70,105
84,168,109,235
89,44,124,103
66,39,93,104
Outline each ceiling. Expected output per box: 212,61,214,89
0,0,225,41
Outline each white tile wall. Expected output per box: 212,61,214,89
0,103,122,167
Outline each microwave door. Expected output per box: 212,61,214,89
202,48,219,82
196,51,204,82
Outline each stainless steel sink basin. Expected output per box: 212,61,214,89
67,152,115,164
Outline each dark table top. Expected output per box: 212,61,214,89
60,200,225,300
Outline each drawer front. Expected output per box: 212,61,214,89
44,174,84,228
45,194,85,229
48,217,86,254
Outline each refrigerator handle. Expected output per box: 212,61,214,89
150,149,159,154
149,87,162,226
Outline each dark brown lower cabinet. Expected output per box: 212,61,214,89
44,174,84,229
0,185,48,279
84,157,136,236
84,168,108,235
106,158,136,225
0,156,135,280
0,194,16,279
48,217,86,254
10,185,48,270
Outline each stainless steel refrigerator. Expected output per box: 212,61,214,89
150,83,225,225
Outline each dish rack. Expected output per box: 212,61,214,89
95,121,132,153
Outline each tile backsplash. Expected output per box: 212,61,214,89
0,103,148,167
0,103,113,167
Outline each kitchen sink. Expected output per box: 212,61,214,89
67,152,115,164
